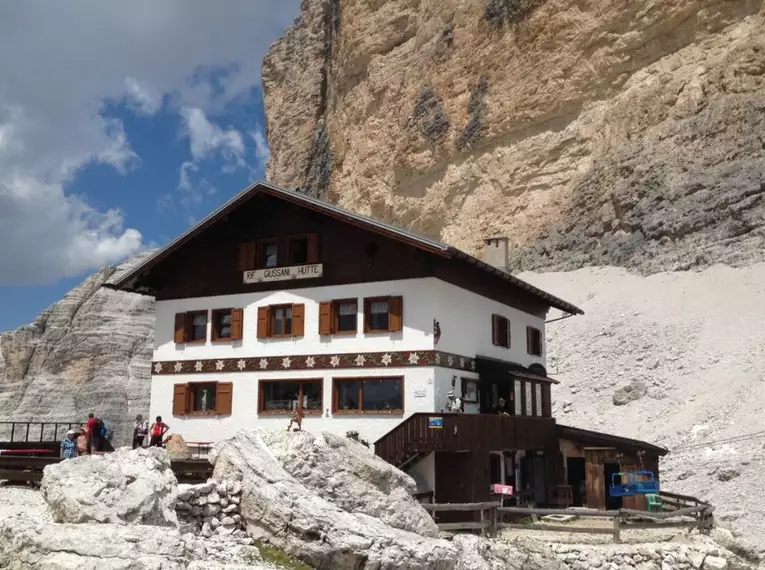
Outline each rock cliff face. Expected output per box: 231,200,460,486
263,0,765,274
0,253,155,446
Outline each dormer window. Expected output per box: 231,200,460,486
288,236,309,265
258,239,278,268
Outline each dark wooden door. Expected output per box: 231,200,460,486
435,451,490,522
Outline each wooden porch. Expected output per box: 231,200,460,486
374,413,557,468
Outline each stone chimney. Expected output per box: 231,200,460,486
482,237,509,270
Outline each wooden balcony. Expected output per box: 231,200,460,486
374,413,557,467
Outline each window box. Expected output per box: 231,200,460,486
173,382,233,416
319,298,358,335
333,377,404,414
257,304,305,338
491,314,511,348
526,326,542,356
259,379,323,415
174,311,208,344
363,296,403,333
211,308,244,341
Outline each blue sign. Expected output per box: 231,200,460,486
428,417,444,429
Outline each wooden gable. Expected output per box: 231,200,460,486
143,193,436,301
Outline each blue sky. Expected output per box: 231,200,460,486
0,1,301,330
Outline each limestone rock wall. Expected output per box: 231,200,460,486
263,0,765,274
0,252,155,446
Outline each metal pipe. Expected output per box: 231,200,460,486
545,313,577,324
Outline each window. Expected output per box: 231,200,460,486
491,315,511,348
513,381,522,415
524,381,532,416
257,304,305,338
211,308,244,341
363,296,403,333
535,383,543,417
272,305,292,336
527,326,542,356
319,299,358,335
288,236,309,265
258,239,278,269
259,380,322,414
174,311,208,344
172,382,232,416
333,377,403,413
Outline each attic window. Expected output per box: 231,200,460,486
288,236,309,265
258,239,278,269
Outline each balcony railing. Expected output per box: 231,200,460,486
374,413,557,467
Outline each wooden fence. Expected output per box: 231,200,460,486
421,493,714,542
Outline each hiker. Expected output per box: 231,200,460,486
287,407,304,432
76,426,88,455
149,416,169,447
60,429,78,459
86,413,100,454
133,414,148,449
493,397,510,416
446,390,463,413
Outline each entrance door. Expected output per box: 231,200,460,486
604,462,623,510
567,458,586,507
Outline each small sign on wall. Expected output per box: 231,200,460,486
414,389,427,398
428,417,443,429
243,263,323,284
492,484,514,496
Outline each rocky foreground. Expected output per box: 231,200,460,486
0,429,760,569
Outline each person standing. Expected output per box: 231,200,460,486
133,414,148,449
60,430,78,459
149,416,169,447
86,413,100,454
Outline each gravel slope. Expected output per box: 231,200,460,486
521,264,765,550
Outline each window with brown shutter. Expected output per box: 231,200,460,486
258,304,305,338
491,314,510,348
237,242,256,271
211,308,244,341
174,311,208,344
363,296,403,333
172,382,233,416
526,326,542,356
256,238,279,269
319,299,358,335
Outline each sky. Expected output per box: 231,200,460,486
0,1,302,331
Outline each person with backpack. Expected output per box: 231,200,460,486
86,413,99,454
133,414,148,449
149,416,169,447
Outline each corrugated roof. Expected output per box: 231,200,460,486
109,181,583,315
557,424,669,456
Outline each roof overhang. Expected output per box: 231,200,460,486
105,180,583,316
557,424,669,456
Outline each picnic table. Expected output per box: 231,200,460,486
0,448,56,457
186,441,213,459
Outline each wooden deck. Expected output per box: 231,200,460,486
374,413,557,467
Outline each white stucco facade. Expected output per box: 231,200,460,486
149,276,548,446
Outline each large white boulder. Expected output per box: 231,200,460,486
40,446,178,526
209,429,566,570
258,429,439,537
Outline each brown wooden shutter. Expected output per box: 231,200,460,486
292,303,305,336
307,234,320,263
491,314,501,346
172,384,188,416
318,301,332,335
526,327,533,354
231,308,244,341
216,382,233,415
237,242,256,271
174,313,186,343
184,313,194,342
389,296,403,332
257,306,270,338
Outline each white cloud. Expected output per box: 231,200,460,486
250,127,271,164
0,1,300,285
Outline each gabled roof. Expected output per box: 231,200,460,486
109,181,583,315
557,424,669,456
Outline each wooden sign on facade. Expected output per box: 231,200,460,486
243,263,323,284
